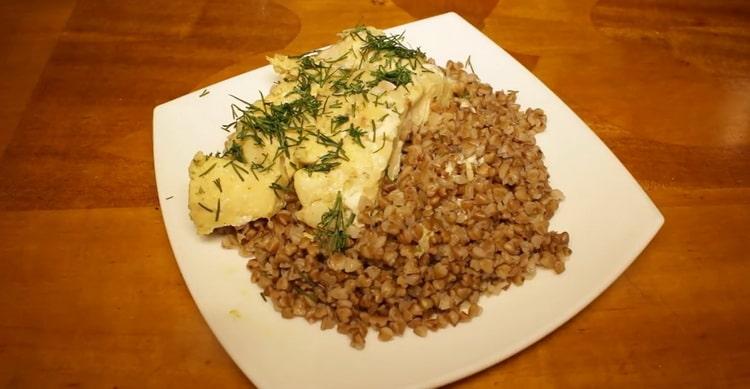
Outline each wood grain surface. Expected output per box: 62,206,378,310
1,0,749,387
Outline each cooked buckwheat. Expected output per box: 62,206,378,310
223,61,571,349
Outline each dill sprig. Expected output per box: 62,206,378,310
288,49,321,59
325,51,350,64
301,128,350,174
198,163,217,177
300,55,324,70
331,115,349,129
232,91,317,158
292,284,319,303
213,178,222,192
374,134,388,153
269,176,292,198
346,124,367,147
249,153,271,179
362,31,425,60
370,65,413,87
224,160,248,182
301,128,349,174
315,192,354,253
303,160,341,175
465,55,476,74
223,141,245,163
307,129,349,161
332,78,368,96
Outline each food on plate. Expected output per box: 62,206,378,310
188,27,571,348
188,26,449,234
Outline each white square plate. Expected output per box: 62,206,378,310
153,12,663,389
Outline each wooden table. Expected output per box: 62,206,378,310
1,0,748,387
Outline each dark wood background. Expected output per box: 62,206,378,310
1,0,748,387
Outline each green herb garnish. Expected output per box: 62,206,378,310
466,55,476,74
300,56,321,69
370,65,413,87
269,176,292,198
223,141,245,163
315,192,354,253
249,153,270,179
292,284,319,302
303,160,341,175
308,130,349,161
224,160,248,182
198,163,217,177
361,31,425,60
332,115,349,127
346,124,366,147
374,134,387,153
332,78,368,96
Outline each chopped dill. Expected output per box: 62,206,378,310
332,78,368,96
332,115,349,128
300,272,324,289
229,94,252,106
223,141,245,163
292,284,319,303
288,48,321,59
232,90,320,158
324,51,350,64
315,192,354,253
360,30,425,60
308,130,349,161
300,55,324,70
213,178,222,192
230,103,244,119
198,163,217,177
303,160,341,175
249,153,270,179
370,65,413,87
198,202,213,212
269,176,292,198
199,89,210,97
374,134,387,153
225,160,248,182
465,55,476,74
346,124,366,147
215,198,221,222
